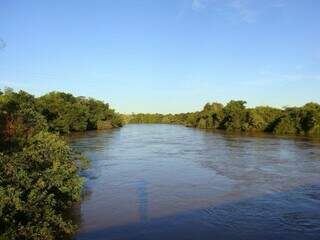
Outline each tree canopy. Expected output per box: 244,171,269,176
127,100,320,136
36,91,123,133
0,89,123,239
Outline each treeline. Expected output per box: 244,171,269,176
125,113,188,125
0,89,123,240
128,100,320,136
36,91,123,133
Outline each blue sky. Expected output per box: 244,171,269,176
0,0,319,113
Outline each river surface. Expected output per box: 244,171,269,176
70,124,320,240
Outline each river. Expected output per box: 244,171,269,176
70,124,320,240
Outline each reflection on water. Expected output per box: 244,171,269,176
71,124,320,240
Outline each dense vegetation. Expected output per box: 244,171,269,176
128,100,320,136
125,113,189,125
36,91,123,133
0,89,123,239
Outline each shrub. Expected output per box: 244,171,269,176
0,132,83,240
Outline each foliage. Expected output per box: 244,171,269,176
36,92,123,134
273,103,320,135
0,132,83,240
196,103,224,129
0,89,123,239
300,103,320,135
0,89,47,152
246,106,282,132
126,101,320,136
220,100,248,131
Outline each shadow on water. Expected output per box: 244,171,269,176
136,180,149,222
74,183,320,240
201,128,320,143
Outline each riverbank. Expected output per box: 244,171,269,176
0,89,123,240
127,101,320,137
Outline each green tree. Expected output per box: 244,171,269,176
247,106,282,132
0,132,83,240
300,102,320,135
273,107,301,135
36,92,123,133
197,103,224,129
0,88,125,239
221,100,247,131
0,90,47,152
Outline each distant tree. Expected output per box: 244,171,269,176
221,100,247,131
247,106,282,132
197,102,224,129
300,102,320,135
36,92,123,133
273,107,301,135
36,92,77,133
